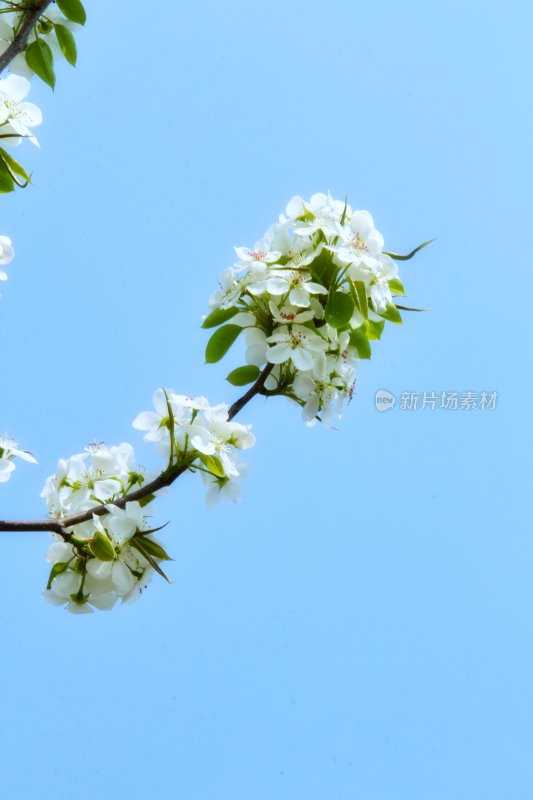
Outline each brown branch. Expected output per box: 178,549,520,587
0,0,54,74
0,363,275,536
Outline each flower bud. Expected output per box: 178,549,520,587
89,531,115,562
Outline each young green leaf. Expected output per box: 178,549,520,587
349,328,371,359
364,319,385,340
0,162,14,194
25,39,56,89
325,291,355,329
198,453,225,478
388,277,405,296
349,280,368,319
54,24,77,66
384,239,435,261
201,306,239,329
379,303,403,324
130,539,172,583
309,248,336,286
226,365,261,386
132,536,172,562
395,304,426,312
56,0,86,25
0,148,30,185
205,324,242,363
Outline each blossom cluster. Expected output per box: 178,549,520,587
205,193,409,426
133,388,255,507
42,391,255,612
41,441,167,613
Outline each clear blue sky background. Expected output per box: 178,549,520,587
0,1,531,798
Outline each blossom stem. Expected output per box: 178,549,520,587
0,364,275,536
0,0,54,74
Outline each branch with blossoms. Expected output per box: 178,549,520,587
0,5,431,614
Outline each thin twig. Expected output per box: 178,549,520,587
0,0,54,74
0,364,275,536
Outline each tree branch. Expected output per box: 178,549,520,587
0,363,275,536
0,0,54,74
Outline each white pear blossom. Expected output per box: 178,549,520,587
248,269,327,308
133,389,256,502
0,434,37,484
267,324,328,371
0,74,42,147
0,234,14,283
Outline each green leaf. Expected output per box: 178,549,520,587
309,248,336,287
198,452,225,478
0,148,30,185
226,365,260,386
138,493,156,508
379,303,403,325
349,328,371,359
349,280,368,319
46,561,69,590
388,277,405,296
384,239,435,261
364,320,385,340
202,306,239,329
395,304,426,312
25,39,55,89
130,539,172,583
56,0,87,25
205,324,242,363
132,535,172,561
0,162,14,194
54,24,77,66
89,531,115,562
325,291,355,329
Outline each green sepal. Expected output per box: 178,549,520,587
349,280,368,319
388,277,405,296
198,452,225,478
349,328,371,359
56,0,87,25
202,306,239,329
205,324,242,363
379,303,403,324
25,39,56,89
46,561,69,590
226,365,260,386
54,24,77,66
384,239,434,261
325,290,355,329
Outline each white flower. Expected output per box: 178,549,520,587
234,242,281,268
289,192,347,240
293,354,354,427
209,265,269,309
248,269,327,308
0,234,14,282
0,434,37,484
0,74,42,147
266,324,328,371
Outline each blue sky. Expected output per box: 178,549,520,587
0,1,531,798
